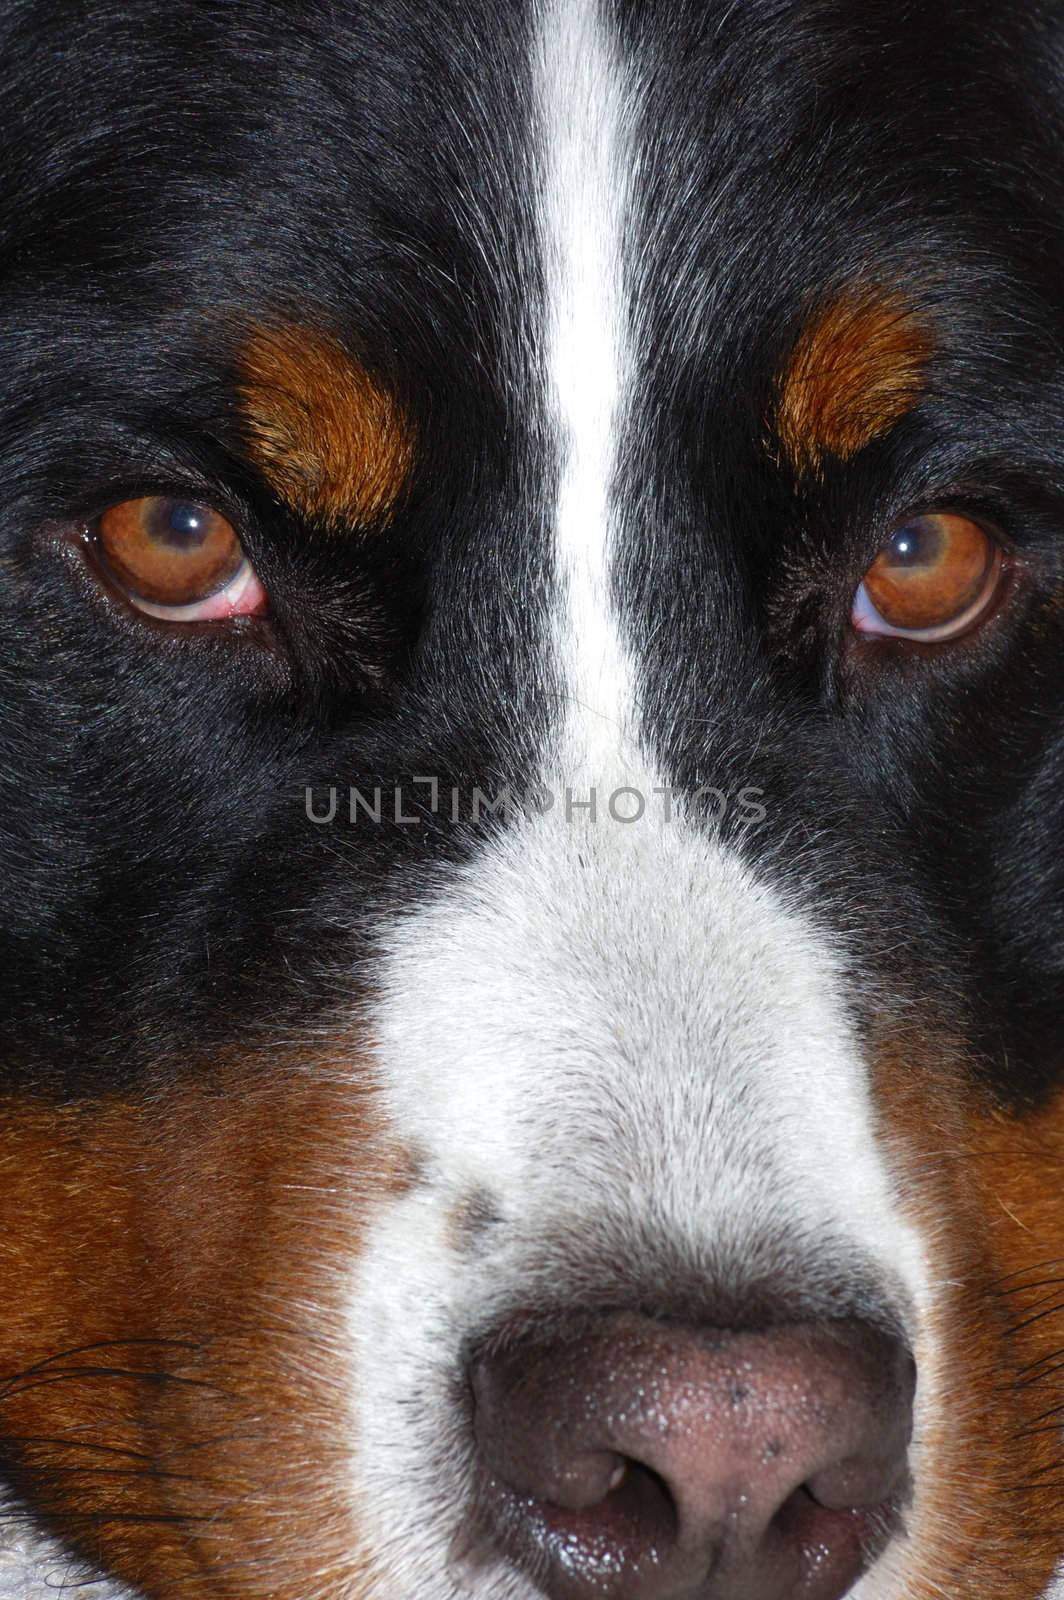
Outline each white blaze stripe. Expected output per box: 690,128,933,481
350,3,936,1597
537,0,635,749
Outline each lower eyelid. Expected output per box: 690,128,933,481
126,558,269,622
851,559,1006,643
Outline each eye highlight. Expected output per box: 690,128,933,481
94,496,267,621
852,512,1004,642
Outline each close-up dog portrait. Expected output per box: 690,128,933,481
2,1,1064,1596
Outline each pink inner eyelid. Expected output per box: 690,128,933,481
123,558,268,623
851,572,998,643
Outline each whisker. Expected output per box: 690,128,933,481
16,1462,211,1485
1004,1302,1064,1338
2,1369,227,1403
1013,1399,1064,1433
1,1437,153,1463
998,1279,1064,1303
990,1259,1064,1292
1014,1346,1064,1380
26,1512,212,1527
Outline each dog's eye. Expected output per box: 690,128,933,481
94,496,267,621
852,512,1004,642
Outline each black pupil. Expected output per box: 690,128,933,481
148,499,211,551
887,518,940,569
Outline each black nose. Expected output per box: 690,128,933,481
470,1312,914,1600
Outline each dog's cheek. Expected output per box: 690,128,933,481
872,1028,1064,1599
0,1053,409,1600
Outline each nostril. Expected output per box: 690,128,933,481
496,1458,682,1600
604,1460,673,1523
563,1459,678,1549
470,1313,913,1600
545,1447,629,1512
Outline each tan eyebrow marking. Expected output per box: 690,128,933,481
775,288,934,477
237,325,414,528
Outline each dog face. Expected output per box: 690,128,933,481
3,1,1064,1597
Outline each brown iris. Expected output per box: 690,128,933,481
97,496,244,607
861,512,1002,634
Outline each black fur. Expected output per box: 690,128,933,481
0,0,556,1091
3,0,1064,1590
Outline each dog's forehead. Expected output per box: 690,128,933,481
9,1,1047,365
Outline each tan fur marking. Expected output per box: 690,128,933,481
237,326,413,527
776,288,933,475
871,1019,1064,1597
0,1053,409,1598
